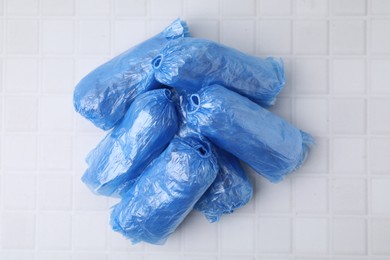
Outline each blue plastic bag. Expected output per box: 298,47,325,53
73,19,190,130
82,89,178,197
194,148,253,222
110,137,219,245
186,85,313,183
152,37,285,107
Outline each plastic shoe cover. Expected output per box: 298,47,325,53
74,18,190,130
186,85,313,183
110,137,219,245
82,89,178,197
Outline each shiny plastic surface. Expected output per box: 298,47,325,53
110,137,219,245
195,148,253,223
73,19,190,130
82,89,178,197
153,37,285,107
186,85,313,183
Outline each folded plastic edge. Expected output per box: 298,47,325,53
263,57,286,107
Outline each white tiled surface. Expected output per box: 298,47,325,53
0,0,390,259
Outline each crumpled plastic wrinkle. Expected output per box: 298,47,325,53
153,37,285,108
186,84,314,183
194,148,253,222
82,88,178,197
110,136,219,245
73,18,190,130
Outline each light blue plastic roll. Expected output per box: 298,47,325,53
74,19,190,130
82,89,178,197
195,148,253,222
153,37,285,107
110,137,219,245
186,85,313,183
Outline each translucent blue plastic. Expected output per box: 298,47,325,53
82,89,178,197
186,85,313,183
153,37,285,107
195,148,253,223
73,19,190,130
110,137,219,245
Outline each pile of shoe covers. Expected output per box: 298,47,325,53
73,18,314,245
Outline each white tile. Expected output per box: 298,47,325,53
259,0,292,15
372,218,390,254
1,212,35,249
221,257,255,260
332,178,366,214
298,137,328,173
5,96,38,131
257,20,291,55
73,213,108,250
40,95,73,131
42,20,74,54
186,0,219,17
5,58,38,93
372,0,390,15
184,257,217,260
331,20,365,54
6,0,38,15
114,0,146,16
6,19,38,54
295,98,328,136
333,0,366,15
370,138,390,174
220,216,255,252
114,20,146,54
333,138,366,174
0,252,35,260
296,0,328,16
73,253,108,260
295,218,328,254
186,20,219,42
372,179,390,214
78,0,110,16
149,19,177,36
150,0,182,16
76,113,104,133
108,253,143,260
258,217,291,253
294,58,328,94
256,176,291,213
294,21,328,55
331,99,366,134
371,20,390,54
183,212,218,252
293,177,327,213
370,59,390,94
38,135,73,170
3,174,36,210
38,212,71,249
38,252,71,260
369,99,390,134
222,0,256,16
269,97,292,122
333,59,366,94
4,135,37,170
110,230,144,251
332,218,366,254
38,175,72,210
41,0,74,16
146,228,181,251
221,20,255,54
146,255,181,260
43,58,74,93
79,20,110,54
74,177,109,210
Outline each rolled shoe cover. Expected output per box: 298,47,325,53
186,84,313,183
110,137,219,245
152,37,285,107
74,18,190,130
82,89,178,197
194,148,253,223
